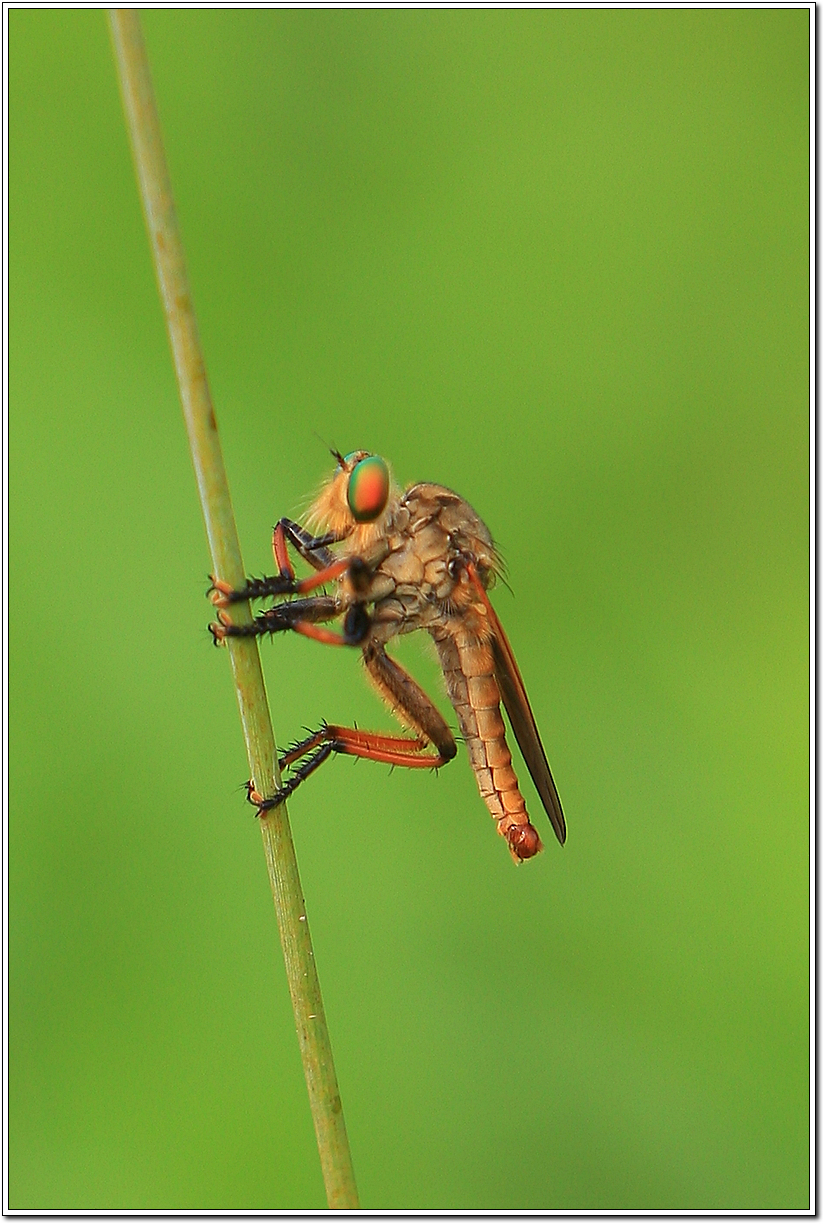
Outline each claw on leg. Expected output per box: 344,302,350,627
208,609,232,645
245,781,279,813
245,741,334,813
246,782,263,806
208,577,237,608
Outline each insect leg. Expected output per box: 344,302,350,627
248,741,335,811
209,517,351,607
273,518,340,575
209,595,339,644
362,642,458,762
208,557,350,607
210,595,373,647
248,722,453,814
242,643,457,813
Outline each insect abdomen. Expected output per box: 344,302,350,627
433,631,543,862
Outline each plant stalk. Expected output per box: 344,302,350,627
108,10,359,1209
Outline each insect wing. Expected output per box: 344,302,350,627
469,569,566,845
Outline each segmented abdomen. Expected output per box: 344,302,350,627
433,628,543,861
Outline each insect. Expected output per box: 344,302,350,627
209,450,566,862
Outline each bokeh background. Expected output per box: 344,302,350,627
10,8,809,1211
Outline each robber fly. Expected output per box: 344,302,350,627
209,450,565,863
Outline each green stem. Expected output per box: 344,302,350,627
108,11,359,1210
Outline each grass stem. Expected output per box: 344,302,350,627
108,10,359,1209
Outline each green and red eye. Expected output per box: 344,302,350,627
346,454,389,522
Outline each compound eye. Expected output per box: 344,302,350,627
347,455,389,522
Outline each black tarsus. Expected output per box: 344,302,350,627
212,595,371,645
256,742,336,811
214,573,295,604
211,596,340,643
276,517,342,573
209,517,345,608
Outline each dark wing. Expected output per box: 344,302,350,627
468,566,566,845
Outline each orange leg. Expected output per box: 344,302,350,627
272,520,293,577
272,517,339,577
249,723,453,813
209,516,349,609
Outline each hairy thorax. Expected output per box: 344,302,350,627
333,483,500,647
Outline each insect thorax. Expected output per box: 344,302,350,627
354,483,498,642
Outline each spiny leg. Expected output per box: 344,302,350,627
209,595,339,645
248,723,454,814
249,645,459,813
209,557,350,608
208,519,348,607
247,739,336,811
209,597,370,646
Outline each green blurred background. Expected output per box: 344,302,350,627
10,8,809,1211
